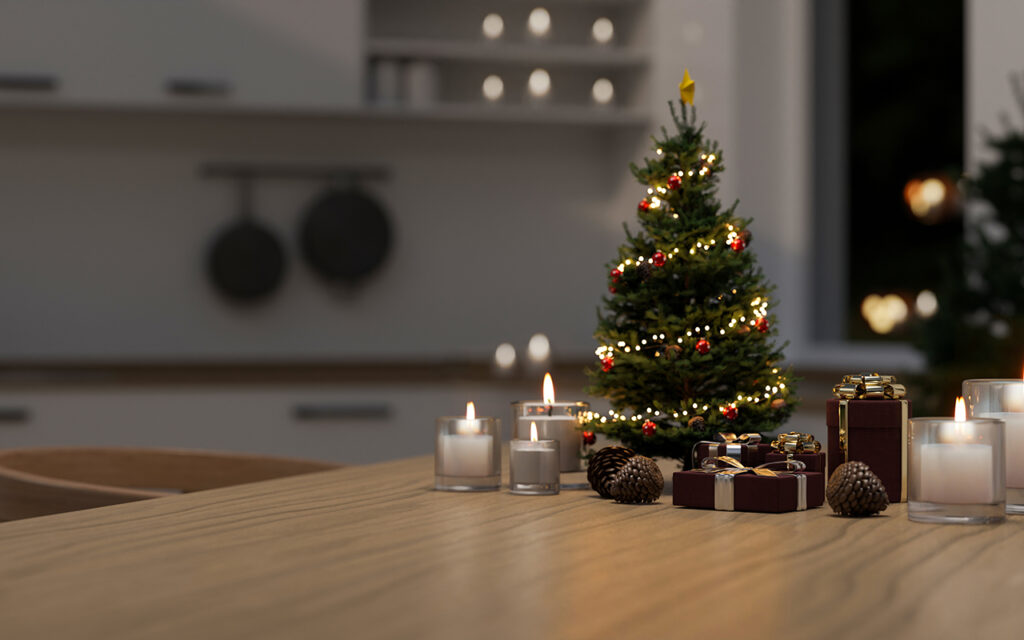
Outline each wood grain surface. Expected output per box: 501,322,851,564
0,454,1022,640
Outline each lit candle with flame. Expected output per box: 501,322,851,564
509,421,560,495
917,398,995,505
435,401,499,491
511,373,589,481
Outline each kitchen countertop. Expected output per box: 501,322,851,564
0,454,1021,639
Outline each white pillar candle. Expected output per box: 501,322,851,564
978,412,1024,488
441,427,494,477
919,443,994,504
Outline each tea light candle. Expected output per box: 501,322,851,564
435,402,500,492
510,422,560,495
909,398,1006,524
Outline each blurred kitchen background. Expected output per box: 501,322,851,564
0,0,1020,464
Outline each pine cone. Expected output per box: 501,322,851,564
638,262,652,281
587,446,636,498
609,455,664,504
826,461,889,517
687,416,706,430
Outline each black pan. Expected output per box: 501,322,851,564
206,179,286,302
299,187,391,284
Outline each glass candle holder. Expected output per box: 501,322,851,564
511,401,589,489
908,417,1005,524
435,416,500,492
510,438,560,495
964,379,1024,513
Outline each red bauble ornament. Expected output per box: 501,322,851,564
601,357,614,372
608,286,617,294
695,338,710,355
730,237,746,253
651,251,666,267
582,431,597,445
667,175,682,190
638,200,651,211
721,406,738,421
755,317,769,333
641,420,657,436
610,268,622,282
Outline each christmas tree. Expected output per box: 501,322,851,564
915,73,1024,411
584,71,798,465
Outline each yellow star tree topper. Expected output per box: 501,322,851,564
678,69,695,105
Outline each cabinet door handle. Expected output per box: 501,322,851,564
0,407,29,424
0,73,57,92
293,403,390,421
165,77,231,97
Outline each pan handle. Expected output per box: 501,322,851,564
0,73,58,92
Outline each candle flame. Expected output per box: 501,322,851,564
530,422,539,442
954,397,966,422
466,401,475,420
543,372,555,404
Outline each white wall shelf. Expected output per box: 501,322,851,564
367,38,648,68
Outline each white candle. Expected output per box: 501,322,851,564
918,401,995,504
440,403,494,478
978,412,1024,488
510,422,560,490
919,443,994,504
441,431,494,477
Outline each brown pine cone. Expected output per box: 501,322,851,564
687,416,706,430
826,461,889,517
587,446,636,498
609,455,664,504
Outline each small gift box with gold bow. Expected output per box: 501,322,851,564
826,373,911,503
764,431,827,473
692,432,772,468
673,456,825,513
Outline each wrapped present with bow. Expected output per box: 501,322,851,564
691,432,772,468
764,431,827,473
673,456,824,513
826,373,911,503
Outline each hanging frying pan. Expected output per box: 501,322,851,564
206,178,286,302
299,186,392,284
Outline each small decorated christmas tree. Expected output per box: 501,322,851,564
584,71,798,465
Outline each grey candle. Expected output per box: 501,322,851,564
510,423,560,495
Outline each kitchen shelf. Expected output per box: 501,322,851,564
367,37,648,68
0,99,649,127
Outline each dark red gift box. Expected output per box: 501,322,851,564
672,470,824,513
764,451,827,473
826,398,910,503
693,442,771,467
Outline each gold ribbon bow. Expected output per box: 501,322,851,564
699,455,806,477
832,373,906,400
718,432,762,445
771,431,821,455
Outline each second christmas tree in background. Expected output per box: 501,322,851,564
584,71,798,465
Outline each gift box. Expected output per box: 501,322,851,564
673,458,824,513
826,373,911,503
692,433,771,468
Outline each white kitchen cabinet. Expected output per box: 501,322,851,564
0,0,363,110
0,381,591,465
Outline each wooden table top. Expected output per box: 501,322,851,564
1,454,1022,640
